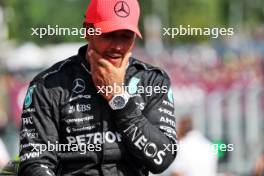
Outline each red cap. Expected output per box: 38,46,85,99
84,0,142,38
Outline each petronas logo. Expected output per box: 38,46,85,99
24,85,36,108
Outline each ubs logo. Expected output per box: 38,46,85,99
114,1,130,18
72,78,85,93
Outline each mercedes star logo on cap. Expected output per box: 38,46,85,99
114,1,130,18
72,78,85,93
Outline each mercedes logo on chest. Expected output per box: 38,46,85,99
72,78,85,93
114,1,130,18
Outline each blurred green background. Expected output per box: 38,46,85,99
1,0,264,44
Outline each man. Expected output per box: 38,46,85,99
169,116,217,176
19,0,177,175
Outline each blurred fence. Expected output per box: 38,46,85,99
177,83,264,175
142,40,264,175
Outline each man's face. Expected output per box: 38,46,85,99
86,29,136,67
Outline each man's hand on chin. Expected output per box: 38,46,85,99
87,49,131,101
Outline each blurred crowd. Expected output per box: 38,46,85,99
0,27,264,176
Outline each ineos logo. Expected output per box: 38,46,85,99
114,1,130,18
72,78,85,93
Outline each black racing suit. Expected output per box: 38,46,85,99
19,45,177,176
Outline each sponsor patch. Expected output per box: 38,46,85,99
24,85,36,108
168,87,174,103
128,77,140,94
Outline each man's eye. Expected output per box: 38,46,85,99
102,33,114,39
122,34,133,39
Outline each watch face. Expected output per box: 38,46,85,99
113,96,126,108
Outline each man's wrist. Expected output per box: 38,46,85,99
106,88,126,102
100,84,126,102
112,97,141,117
108,91,130,110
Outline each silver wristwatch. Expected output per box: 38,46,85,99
108,91,130,110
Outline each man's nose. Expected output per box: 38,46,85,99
110,39,123,52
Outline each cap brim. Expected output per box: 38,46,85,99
94,21,142,39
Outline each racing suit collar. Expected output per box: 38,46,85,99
77,44,91,74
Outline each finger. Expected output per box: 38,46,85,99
88,49,102,65
88,50,103,73
86,47,91,61
120,52,132,69
98,59,114,70
87,49,95,67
